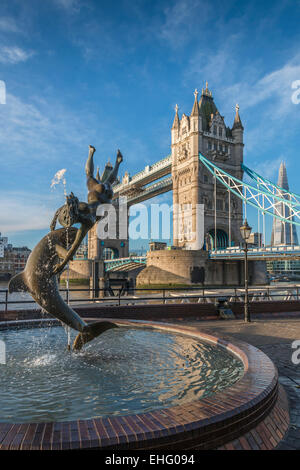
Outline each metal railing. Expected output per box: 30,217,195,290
1,285,300,313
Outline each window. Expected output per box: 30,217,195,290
213,125,217,135
103,248,114,260
208,140,212,150
219,127,222,137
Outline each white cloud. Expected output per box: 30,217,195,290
222,57,300,152
0,89,154,205
0,46,34,64
221,60,300,115
0,191,57,232
0,17,21,34
0,92,95,165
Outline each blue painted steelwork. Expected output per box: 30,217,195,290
242,163,300,205
209,245,300,260
199,153,300,226
104,256,147,272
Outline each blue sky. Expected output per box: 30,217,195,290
1,0,300,250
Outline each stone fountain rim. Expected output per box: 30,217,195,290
0,318,280,450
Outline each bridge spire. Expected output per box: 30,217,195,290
232,103,243,130
201,81,212,97
191,89,200,117
172,103,180,129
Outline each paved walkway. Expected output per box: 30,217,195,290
182,316,300,450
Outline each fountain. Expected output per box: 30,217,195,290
9,145,122,350
0,146,289,450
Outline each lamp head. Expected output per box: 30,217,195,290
240,219,252,241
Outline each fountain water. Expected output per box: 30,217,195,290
50,168,67,194
0,324,244,423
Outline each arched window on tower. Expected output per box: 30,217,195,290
103,247,114,260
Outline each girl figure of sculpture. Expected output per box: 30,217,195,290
50,145,123,275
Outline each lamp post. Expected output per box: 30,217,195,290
240,219,252,323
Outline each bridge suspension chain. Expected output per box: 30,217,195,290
199,153,300,227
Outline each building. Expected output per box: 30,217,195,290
248,232,262,247
266,259,300,278
0,233,8,259
137,85,266,286
0,233,8,248
73,237,88,260
171,84,244,250
0,236,31,279
270,162,298,246
268,163,300,277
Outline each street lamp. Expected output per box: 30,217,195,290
240,219,252,323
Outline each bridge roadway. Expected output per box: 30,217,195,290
103,245,300,272
112,155,172,205
104,256,146,272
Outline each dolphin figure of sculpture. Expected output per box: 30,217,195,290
8,227,118,350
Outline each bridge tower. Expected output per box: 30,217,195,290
88,206,129,261
171,83,244,250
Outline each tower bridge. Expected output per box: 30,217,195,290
89,83,245,261
81,83,300,288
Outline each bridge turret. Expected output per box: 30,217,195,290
232,103,244,137
190,88,202,134
231,103,244,174
171,104,180,145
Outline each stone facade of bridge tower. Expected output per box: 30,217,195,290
171,83,244,250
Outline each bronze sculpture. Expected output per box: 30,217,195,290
50,145,123,275
9,146,123,350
